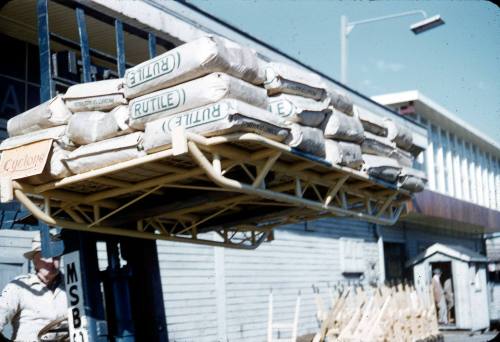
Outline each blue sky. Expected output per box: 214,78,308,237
187,1,499,143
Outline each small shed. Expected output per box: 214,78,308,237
407,243,489,331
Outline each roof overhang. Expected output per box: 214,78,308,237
406,242,488,267
403,190,500,234
372,91,500,158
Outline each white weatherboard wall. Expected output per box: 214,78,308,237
158,218,378,342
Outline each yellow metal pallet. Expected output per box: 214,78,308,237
7,131,411,249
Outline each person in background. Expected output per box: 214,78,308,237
443,277,454,324
0,233,67,341
432,268,448,324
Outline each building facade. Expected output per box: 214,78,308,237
0,1,497,341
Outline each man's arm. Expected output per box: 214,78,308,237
0,282,20,339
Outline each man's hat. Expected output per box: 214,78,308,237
23,233,42,260
23,232,62,260
433,268,442,275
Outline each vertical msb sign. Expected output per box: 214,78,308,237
64,251,90,342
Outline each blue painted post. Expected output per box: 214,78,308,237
148,32,157,58
36,0,53,101
115,20,126,77
76,8,92,83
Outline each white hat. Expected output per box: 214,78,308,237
23,233,42,260
23,232,62,260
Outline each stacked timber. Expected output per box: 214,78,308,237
313,284,442,342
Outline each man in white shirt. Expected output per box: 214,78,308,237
0,234,67,341
432,268,448,324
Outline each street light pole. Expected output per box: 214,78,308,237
340,10,443,84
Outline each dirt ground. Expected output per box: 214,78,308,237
442,330,499,342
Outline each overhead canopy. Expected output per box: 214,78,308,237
407,243,488,267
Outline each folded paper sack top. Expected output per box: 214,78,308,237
64,132,145,174
67,106,133,145
384,118,413,150
322,110,364,143
7,95,72,137
128,72,268,130
0,126,74,184
263,62,327,100
325,140,362,169
143,99,289,153
399,167,426,192
361,132,395,157
268,94,329,127
124,36,264,99
355,106,388,136
362,154,401,183
64,78,126,112
389,148,414,168
284,124,325,157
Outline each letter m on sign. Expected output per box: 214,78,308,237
66,262,78,284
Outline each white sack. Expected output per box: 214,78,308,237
0,126,68,151
66,106,133,145
324,140,362,169
124,36,264,99
284,124,325,157
408,131,426,157
64,78,126,112
327,88,353,115
128,73,268,130
362,154,401,182
64,132,145,174
384,118,413,150
322,110,364,143
143,100,289,153
7,95,72,137
355,106,388,136
26,141,74,185
263,62,327,100
390,148,414,168
268,94,329,127
398,167,426,192
361,132,395,157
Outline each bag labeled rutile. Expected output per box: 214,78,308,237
398,167,426,192
322,110,364,143
143,99,289,153
355,106,388,136
324,140,362,169
66,106,133,145
361,132,395,157
63,132,145,174
284,124,325,157
64,78,126,112
263,62,327,100
268,94,329,127
7,95,72,137
327,88,354,115
384,118,413,150
124,36,264,99
128,73,268,130
362,154,401,182
390,148,414,168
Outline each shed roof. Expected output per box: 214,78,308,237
407,243,488,267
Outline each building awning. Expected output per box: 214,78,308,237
406,243,488,267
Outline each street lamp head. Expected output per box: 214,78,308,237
410,15,445,34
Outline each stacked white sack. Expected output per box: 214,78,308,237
127,72,268,130
143,99,289,153
66,106,133,145
63,78,126,112
7,96,72,137
64,132,145,174
0,126,74,184
267,94,329,127
124,35,264,99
